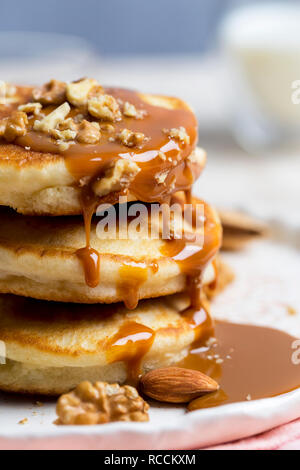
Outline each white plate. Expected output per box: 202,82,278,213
0,225,300,450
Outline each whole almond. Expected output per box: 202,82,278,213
139,367,219,404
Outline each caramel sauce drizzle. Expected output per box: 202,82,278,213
75,186,100,288
117,261,159,310
210,258,219,291
161,198,222,341
106,321,155,383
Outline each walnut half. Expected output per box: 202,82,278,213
56,381,149,425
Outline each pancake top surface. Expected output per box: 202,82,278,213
0,79,202,207
0,205,165,258
0,199,221,265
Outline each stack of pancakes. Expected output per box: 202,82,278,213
0,79,223,395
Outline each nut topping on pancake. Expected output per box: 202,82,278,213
163,126,190,145
66,78,99,107
18,102,42,116
33,102,71,133
77,120,101,144
0,81,17,105
0,111,28,142
88,93,121,122
123,101,147,119
32,79,67,105
56,381,149,425
115,128,148,148
123,100,138,117
92,159,140,197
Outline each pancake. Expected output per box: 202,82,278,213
0,293,212,395
0,145,205,216
0,200,222,305
0,82,205,216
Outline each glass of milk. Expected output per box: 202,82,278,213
220,2,300,151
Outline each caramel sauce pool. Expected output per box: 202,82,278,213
161,198,222,336
181,321,300,410
105,317,300,408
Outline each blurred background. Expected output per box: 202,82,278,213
1,0,300,225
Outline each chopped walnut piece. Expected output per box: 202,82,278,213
88,94,121,122
123,101,147,119
155,170,169,185
47,117,78,147
73,113,85,124
50,128,77,141
33,102,71,133
116,128,147,148
56,381,149,425
3,111,28,142
66,78,98,107
33,79,67,105
163,126,190,145
58,117,77,132
57,141,74,152
123,101,138,117
77,120,101,144
0,81,17,105
18,102,42,116
88,84,105,100
100,123,115,133
93,158,140,197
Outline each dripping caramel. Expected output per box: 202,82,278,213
106,321,155,383
117,260,159,310
161,198,222,341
